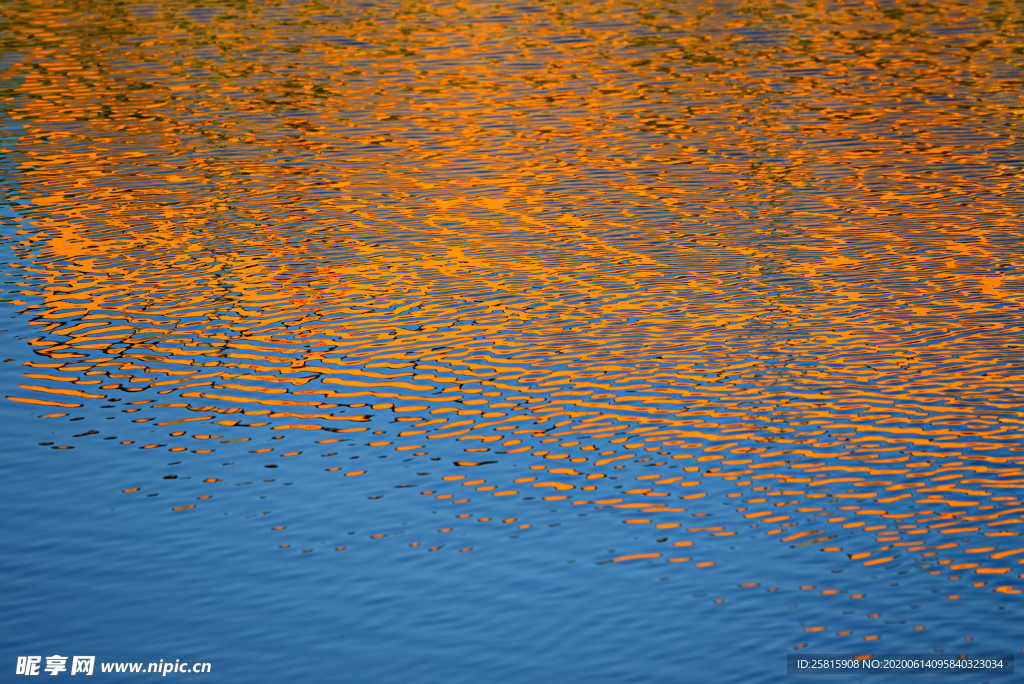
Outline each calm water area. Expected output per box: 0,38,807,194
1,0,1023,681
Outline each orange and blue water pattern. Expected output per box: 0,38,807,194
2,0,1024,636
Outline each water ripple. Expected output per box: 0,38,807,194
2,0,1024,661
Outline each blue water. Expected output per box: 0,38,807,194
3,0,1024,681
2,289,1018,681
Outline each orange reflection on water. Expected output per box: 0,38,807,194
3,0,1024,607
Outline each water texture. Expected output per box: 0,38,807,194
1,0,1023,681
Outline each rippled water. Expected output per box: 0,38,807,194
2,0,1023,681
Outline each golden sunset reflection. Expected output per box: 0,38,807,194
2,0,1024,634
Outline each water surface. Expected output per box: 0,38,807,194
2,0,1023,681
